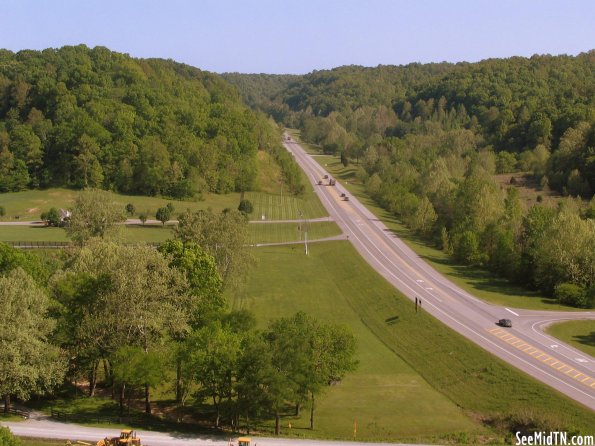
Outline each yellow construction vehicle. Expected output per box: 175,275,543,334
95,430,142,446
238,437,251,446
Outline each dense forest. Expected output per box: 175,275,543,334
0,45,303,197
226,52,595,305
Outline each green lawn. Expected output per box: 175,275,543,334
19,439,68,446
230,242,595,440
0,221,341,245
301,147,578,312
0,187,328,223
547,320,595,358
248,221,341,245
231,242,484,442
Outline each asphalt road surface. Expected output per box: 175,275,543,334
2,412,426,446
283,136,595,411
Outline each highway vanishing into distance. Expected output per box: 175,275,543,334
3,136,594,443
283,135,595,411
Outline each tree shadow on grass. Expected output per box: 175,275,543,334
573,332,595,349
421,253,559,304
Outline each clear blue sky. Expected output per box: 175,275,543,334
2,0,594,74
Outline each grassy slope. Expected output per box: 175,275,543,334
547,321,595,358
292,134,576,312
232,242,595,440
231,242,483,442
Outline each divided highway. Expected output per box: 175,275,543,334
284,136,595,411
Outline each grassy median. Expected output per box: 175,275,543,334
231,242,595,441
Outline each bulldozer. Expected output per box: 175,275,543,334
96,430,142,446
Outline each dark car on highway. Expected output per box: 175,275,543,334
498,318,512,327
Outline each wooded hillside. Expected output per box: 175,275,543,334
0,45,273,197
226,53,595,305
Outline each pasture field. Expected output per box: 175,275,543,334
0,188,240,221
301,145,576,312
0,184,327,224
547,320,595,358
230,242,595,441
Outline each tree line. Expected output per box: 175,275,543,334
0,45,302,199
0,189,356,433
226,52,595,307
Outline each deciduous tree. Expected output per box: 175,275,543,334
0,268,65,413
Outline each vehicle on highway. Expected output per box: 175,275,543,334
317,180,323,185
498,318,512,327
341,193,346,197
323,174,329,179
343,196,349,201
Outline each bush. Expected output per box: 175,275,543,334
238,199,254,214
0,427,21,446
156,207,172,225
40,207,62,227
0,206,5,217
554,283,587,308
125,203,135,216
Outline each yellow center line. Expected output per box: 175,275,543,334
486,328,595,391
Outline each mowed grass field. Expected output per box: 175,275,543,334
547,320,595,358
231,242,595,441
0,188,327,223
299,143,578,312
0,221,341,245
231,242,484,442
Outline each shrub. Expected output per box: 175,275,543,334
0,206,5,217
238,199,254,214
0,426,21,446
125,203,135,215
156,207,171,225
554,283,587,308
40,207,62,227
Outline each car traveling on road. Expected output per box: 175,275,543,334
498,318,512,327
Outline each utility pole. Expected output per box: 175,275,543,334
299,210,309,256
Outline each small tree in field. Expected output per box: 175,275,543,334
40,207,61,227
238,199,254,215
125,203,135,216
139,211,148,225
0,206,5,217
156,207,172,226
